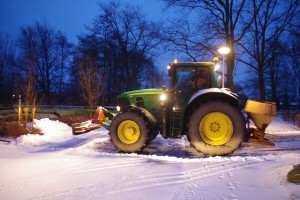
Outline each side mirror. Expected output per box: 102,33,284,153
217,75,227,88
217,76,222,88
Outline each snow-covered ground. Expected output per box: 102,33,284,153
0,116,299,200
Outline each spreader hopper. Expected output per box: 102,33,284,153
244,99,277,146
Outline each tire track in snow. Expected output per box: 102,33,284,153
70,159,143,174
104,159,262,196
29,184,97,200
0,158,91,194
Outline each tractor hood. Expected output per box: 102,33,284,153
117,88,163,99
117,88,163,111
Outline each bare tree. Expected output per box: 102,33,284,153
275,63,297,107
286,34,300,98
0,35,8,81
56,32,73,104
93,1,162,92
0,34,15,104
76,35,104,118
237,0,298,100
162,0,259,90
265,39,283,102
13,38,38,125
20,68,37,126
286,8,300,98
17,22,60,104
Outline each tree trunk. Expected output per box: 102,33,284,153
258,66,265,100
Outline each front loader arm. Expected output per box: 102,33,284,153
72,106,117,134
93,106,117,130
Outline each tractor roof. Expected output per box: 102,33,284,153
170,62,214,68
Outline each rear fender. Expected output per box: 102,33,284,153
188,88,239,105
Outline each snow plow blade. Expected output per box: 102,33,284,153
244,100,276,146
71,121,101,135
71,107,115,135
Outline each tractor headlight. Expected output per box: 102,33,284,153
116,106,121,112
160,93,167,101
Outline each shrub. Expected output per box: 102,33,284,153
0,122,41,138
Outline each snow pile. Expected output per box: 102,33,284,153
16,118,72,146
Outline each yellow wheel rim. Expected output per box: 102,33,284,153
117,120,140,144
199,112,233,146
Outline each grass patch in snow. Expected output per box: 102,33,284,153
287,164,300,183
54,109,90,117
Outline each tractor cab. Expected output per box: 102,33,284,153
156,61,219,139
167,61,217,111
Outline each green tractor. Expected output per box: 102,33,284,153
108,60,247,156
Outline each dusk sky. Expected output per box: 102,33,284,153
0,0,182,69
0,0,165,43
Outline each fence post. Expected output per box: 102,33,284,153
18,95,22,124
31,98,36,131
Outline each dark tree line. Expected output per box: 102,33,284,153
0,2,165,107
0,34,15,104
87,1,164,105
0,0,299,108
15,23,71,105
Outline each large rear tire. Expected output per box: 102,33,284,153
109,112,149,153
187,101,246,156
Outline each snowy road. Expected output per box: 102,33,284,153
0,117,299,200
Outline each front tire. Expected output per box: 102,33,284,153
187,101,246,156
109,111,149,153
